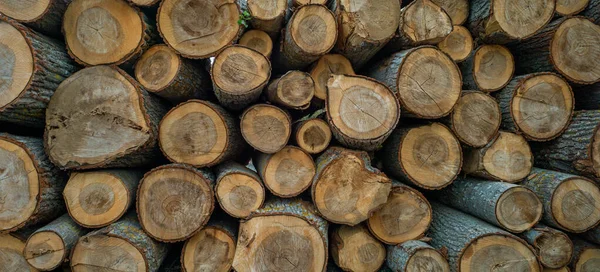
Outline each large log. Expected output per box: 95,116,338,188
570,236,600,272
428,202,541,272
0,229,38,272
238,29,273,57
0,0,70,37
70,213,169,272
0,18,78,128
521,224,574,269
556,0,590,16
521,168,600,233
0,134,66,233
463,131,533,182
386,240,450,272
381,123,462,190
431,0,469,25
311,147,391,225
326,74,400,151
232,199,328,272
63,169,143,228
137,164,215,242
367,181,432,245
308,54,355,104
44,65,168,170
330,224,386,272
437,25,474,63
254,146,316,197
496,73,574,141
181,217,238,272
240,104,292,154
266,70,314,110
581,0,600,24
214,162,265,219
245,0,287,38
366,46,461,119
459,45,514,92
294,117,332,154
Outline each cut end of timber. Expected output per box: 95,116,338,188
241,104,291,154
238,30,273,58
495,187,543,233
293,0,328,6
551,177,600,233
337,0,401,42
130,0,161,6
551,17,600,84
158,0,241,58
459,234,540,272
0,0,51,22
24,231,66,271
289,4,337,55
407,247,450,272
430,0,469,25
331,224,386,272
216,172,265,218
0,20,34,111
401,0,453,45
261,146,315,197
534,230,573,268
472,45,514,92
0,234,34,272
182,226,236,272
573,247,600,272
268,71,314,110
71,235,146,272
212,45,271,95
309,54,355,101
135,44,181,92
437,25,473,63
556,0,591,16
451,91,501,147
296,118,332,154
491,0,555,40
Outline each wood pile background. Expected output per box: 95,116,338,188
2,0,600,271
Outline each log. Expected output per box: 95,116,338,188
0,134,66,233
214,161,265,218
386,240,450,272
581,0,600,24
521,168,600,233
459,45,514,92
240,104,292,153
23,214,86,271
432,177,543,233
330,0,401,69
573,82,600,110
70,212,169,272
511,17,600,85
428,202,541,272
246,0,287,38
496,73,574,141
181,217,238,272
556,0,590,16
545,267,570,272
211,45,271,110
309,54,355,104
129,0,161,6
463,131,533,182
311,147,391,225
137,164,215,242
437,25,473,63
291,0,327,7
0,229,38,272
0,18,78,128
443,90,500,147
272,4,337,71
366,46,461,119
63,169,143,228
582,225,600,245
233,198,328,272
521,224,574,269
326,74,400,151
570,236,600,272
238,29,273,57
381,123,462,190
367,180,432,245
466,0,555,43
0,0,70,37
134,44,212,104
157,0,242,59
254,146,316,197
266,70,314,110
330,224,386,272
531,110,600,178
430,0,469,25
44,65,168,170
159,100,246,167
294,117,332,154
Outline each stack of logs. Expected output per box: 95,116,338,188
2,0,600,271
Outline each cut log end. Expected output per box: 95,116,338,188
437,26,473,63
23,231,65,271
551,177,600,232
0,234,34,272
472,45,514,92
295,118,332,154
241,104,291,154
289,4,337,55
135,44,181,92
71,235,146,272
401,0,453,45
556,0,591,15
259,146,316,197
573,247,600,272
182,226,236,272
0,20,33,111
0,0,51,22
430,0,469,25
293,0,328,6
495,187,543,233
551,17,600,84
267,71,314,110
238,30,273,58
216,172,264,218
130,0,161,6
459,235,540,272
331,224,386,272
533,230,573,268
491,0,555,40
407,247,450,272
309,54,355,102
451,91,501,147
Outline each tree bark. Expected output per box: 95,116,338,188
581,0,600,24
574,82,600,110
437,25,473,63
308,54,355,104
294,117,332,154
245,0,287,38
431,0,469,25
569,236,600,272
238,29,273,57
241,104,292,154
520,224,574,269
253,146,315,197
386,240,450,272
459,45,514,92
266,70,314,110
0,0,71,37
214,161,265,218
181,217,238,272
330,224,386,272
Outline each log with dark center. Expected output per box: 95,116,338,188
254,146,316,198
238,29,273,58
459,45,515,92
437,25,473,63
520,224,574,269
266,71,314,110
294,118,332,154
386,240,450,272
330,224,386,272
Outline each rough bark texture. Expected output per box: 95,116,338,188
521,224,574,269
386,240,449,272
0,0,71,37
581,0,600,24
582,225,600,245
574,82,600,110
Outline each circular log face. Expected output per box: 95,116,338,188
551,18,600,84
296,119,332,154
241,104,291,154
451,91,501,147
137,166,214,242
338,0,400,42
492,0,554,39
182,226,236,272
556,0,590,15
310,54,355,101
263,146,316,197
158,0,240,58
0,0,51,22
130,0,159,6
213,46,271,94
437,26,473,63
216,172,265,218
0,138,39,232
511,73,573,141
430,0,468,25
402,0,452,44
135,45,180,92
473,45,514,91
0,234,35,272
407,248,450,272
552,177,600,232
481,132,533,182
574,248,600,272
459,235,540,272
495,187,542,232
272,71,314,109
332,225,386,272
248,0,286,20
71,235,146,272
0,21,33,111
238,30,273,57
24,231,65,271
535,231,573,268
290,4,337,54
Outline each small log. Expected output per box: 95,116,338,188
246,0,287,38
0,18,78,128
159,100,246,167
432,177,543,233
45,65,168,170
463,131,533,182
0,230,38,272
459,45,514,92
521,224,574,269
381,123,462,190
511,17,600,85
311,147,391,225
581,0,600,24
211,45,271,110
63,169,143,228
309,54,355,104
521,168,600,233
70,213,169,272
214,161,265,218
330,224,386,272
240,104,292,154
272,4,337,71
23,214,87,271
330,0,401,69
238,29,273,57
367,181,432,245
556,0,590,16
0,0,70,37
573,82,600,110
134,44,212,104
326,74,400,151
428,202,541,272
233,199,328,272
0,134,66,233
386,240,450,272
181,217,238,272
366,46,461,119
157,0,242,59
467,0,555,43
570,236,600,272
266,70,314,110
129,0,161,6
442,90,500,147
431,0,469,25
437,25,474,63
254,146,316,197
294,117,332,154
291,0,327,7
137,164,215,242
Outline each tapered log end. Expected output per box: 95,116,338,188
296,119,332,154
239,30,273,58
551,177,600,233
135,44,181,93
460,235,540,272
0,234,34,272
431,0,469,25
331,224,386,272
0,20,33,112
309,54,355,102
437,26,473,63
24,231,66,271
495,187,543,233
182,226,236,272
551,17,600,84
241,104,291,154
